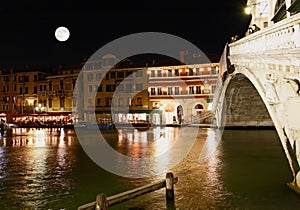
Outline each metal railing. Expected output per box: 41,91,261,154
77,172,178,210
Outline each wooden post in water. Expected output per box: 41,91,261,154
77,173,178,210
165,172,175,202
95,193,108,210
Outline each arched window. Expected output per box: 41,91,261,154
194,104,204,109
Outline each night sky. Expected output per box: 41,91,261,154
0,0,250,70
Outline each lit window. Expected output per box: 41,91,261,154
87,73,94,81
137,97,142,106
88,85,93,93
168,87,173,95
157,87,162,95
96,73,102,80
174,69,179,76
151,71,155,77
151,88,156,95
126,84,132,93
196,86,201,94
105,98,112,107
175,87,180,95
136,83,143,91
136,71,143,77
189,86,194,94
157,70,162,77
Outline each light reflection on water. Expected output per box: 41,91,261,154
115,127,179,158
0,127,299,209
0,128,78,209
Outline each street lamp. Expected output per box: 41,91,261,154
245,6,252,15
35,103,46,113
244,0,269,31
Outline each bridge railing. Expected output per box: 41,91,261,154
77,172,178,210
229,13,300,55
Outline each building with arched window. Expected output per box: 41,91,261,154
148,63,219,124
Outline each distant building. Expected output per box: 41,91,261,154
81,54,152,125
0,69,48,122
0,66,81,124
148,63,219,124
41,66,81,123
0,53,220,125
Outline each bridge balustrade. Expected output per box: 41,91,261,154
230,13,300,55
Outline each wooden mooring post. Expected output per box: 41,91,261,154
95,193,108,210
77,172,178,210
166,172,175,201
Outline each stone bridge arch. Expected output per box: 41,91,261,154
213,65,300,190
222,73,273,127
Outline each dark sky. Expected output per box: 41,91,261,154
0,0,250,70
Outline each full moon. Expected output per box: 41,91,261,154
55,26,70,42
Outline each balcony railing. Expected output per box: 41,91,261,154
229,13,300,55
37,90,74,97
38,91,47,96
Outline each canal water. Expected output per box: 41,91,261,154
0,127,300,209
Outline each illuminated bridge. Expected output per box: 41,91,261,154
212,0,300,192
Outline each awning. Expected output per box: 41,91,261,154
12,112,72,117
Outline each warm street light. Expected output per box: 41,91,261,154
244,1,268,16
243,0,269,33
35,103,46,113
245,6,251,15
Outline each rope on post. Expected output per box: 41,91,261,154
95,193,108,210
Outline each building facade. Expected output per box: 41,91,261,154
0,53,219,126
81,54,152,125
44,68,80,113
0,69,48,122
148,63,219,124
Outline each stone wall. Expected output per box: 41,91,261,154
224,74,274,127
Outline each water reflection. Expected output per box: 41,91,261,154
116,127,179,158
0,127,299,209
0,128,78,209
0,141,8,179
199,128,223,163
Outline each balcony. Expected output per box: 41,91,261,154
37,91,47,96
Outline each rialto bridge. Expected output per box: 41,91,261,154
212,1,300,192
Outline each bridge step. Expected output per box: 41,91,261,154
193,111,212,124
